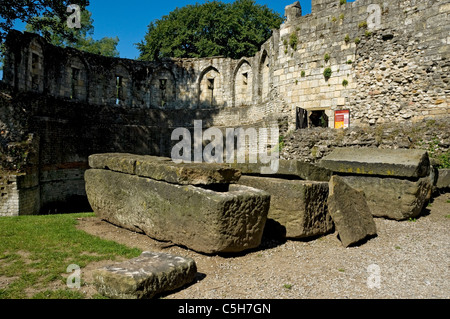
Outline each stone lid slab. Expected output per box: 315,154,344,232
229,159,331,181
89,153,241,185
93,252,197,299
319,148,430,178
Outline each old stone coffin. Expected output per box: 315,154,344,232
229,160,333,239
319,148,433,220
238,175,332,239
85,153,270,254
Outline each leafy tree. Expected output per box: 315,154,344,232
137,0,284,61
0,0,89,43
25,10,119,57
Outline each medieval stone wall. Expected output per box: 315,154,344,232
0,0,449,215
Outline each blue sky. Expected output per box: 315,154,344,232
12,0,313,59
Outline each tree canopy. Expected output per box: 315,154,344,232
25,10,119,57
136,0,284,61
0,0,89,43
0,0,119,57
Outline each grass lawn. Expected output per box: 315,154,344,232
0,213,142,299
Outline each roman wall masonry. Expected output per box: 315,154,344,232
1,0,449,215
3,0,449,128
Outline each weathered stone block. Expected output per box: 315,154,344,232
327,176,377,248
436,169,450,190
85,169,270,254
341,175,432,221
229,159,331,181
238,175,332,239
319,148,430,178
93,252,197,299
89,153,241,185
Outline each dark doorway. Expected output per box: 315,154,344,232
309,110,329,128
296,107,308,130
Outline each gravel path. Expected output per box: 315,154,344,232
78,192,450,299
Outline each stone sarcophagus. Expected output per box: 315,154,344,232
319,148,433,221
85,154,270,254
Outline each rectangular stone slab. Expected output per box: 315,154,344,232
341,175,432,221
229,159,332,181
319,148,430,178
436,169,450,190
93,252,197,299
85,169,270,254
238,176,333,239
327,176,377,248
89,153,241,185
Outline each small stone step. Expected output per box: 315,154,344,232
93,252,197,299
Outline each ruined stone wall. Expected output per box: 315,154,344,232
275,0,450,128
1,0,449,215
3,0,449,131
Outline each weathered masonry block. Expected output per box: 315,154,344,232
93,252,197,299
85,154,270,254
319,148,433,220
0,173,40,217
327,175,377,248
238,175,333,239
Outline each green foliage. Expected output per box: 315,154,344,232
342,79,349,87
323,67,332,80
25,10,119,57
339,14,345,20
346,60,353,64
437,152,450,169
425,137,450,168
0,1,89,43
358,21,368,29
0,213,141,299
344,34,350,43
365,30,372,37
354,37,361,44
301,70,306,77
331,16,337,22
324,53,330,63
289,32,298,50
340,0,347,5
137,0,283,61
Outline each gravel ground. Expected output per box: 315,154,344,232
77,192,450,299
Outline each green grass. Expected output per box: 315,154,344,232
283,284,292,290
0,213,142,299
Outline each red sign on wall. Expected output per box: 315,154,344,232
335,110,350,129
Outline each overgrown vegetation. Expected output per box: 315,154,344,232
358,21,368,29
0,213,141,299
289,32,298,51
344,34,350,43
323,67,332,80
